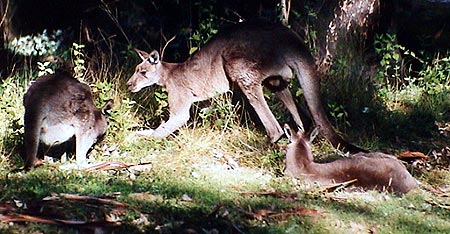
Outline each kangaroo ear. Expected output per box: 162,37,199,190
283,124,292,141
135,49,150,61
309,127,320,142
149,50,160,64
101,99,114,115
284,124,303,142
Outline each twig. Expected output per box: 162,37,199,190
100,0,130,44
0,0,9,28
319,179,358,193
0,213,121,227
85,161,129,171
161,35,176,60
84,161,152,172
425,198,450,210
44,193,127,207
0,213,60,225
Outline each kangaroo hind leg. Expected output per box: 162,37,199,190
263,76,305,132
225,62,284,142
23,110,43,168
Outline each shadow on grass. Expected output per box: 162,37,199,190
1,163,450,233
321,69,450,153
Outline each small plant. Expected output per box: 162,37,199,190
374,33,421,90
198,92,237,130
37,61,55,77
153,88,169,117
328,103,351,131
289,4,318,55
132,86,170,129
91,80,115,105
71,43,87,79
418,55,450,95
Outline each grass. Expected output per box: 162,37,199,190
0,53,450,234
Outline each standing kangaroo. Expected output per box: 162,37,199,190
127,20,360,152
284,125,418,194
23,72,113,168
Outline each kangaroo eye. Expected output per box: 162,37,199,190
140,71,147,75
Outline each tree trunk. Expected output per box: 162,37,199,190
319,0,380,73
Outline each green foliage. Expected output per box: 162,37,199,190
71,43,87,79
374,33,411,89
374,33,450,127
328,103,351,131
37,61,54,77
197,93,237,130
91,80,115,105
0,76,25,158
7,29,62,56
418,55,450,95
189,0,219,54
153,88,169,117
290,4,319,55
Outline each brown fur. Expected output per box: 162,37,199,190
284,125,418,194
23,72,113,168
127,20,361,152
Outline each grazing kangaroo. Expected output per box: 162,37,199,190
23,72,113,168
284,125,418,194
127,20,360,152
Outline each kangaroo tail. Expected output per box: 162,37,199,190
291,59,366,153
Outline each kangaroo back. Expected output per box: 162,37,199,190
348,152,418,193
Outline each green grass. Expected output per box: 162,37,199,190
1,56,450,234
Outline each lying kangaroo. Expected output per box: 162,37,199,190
284,125,418,194
23,72,113,168
127,20,360,152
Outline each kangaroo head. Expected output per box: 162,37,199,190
284,124,319,162
284,124,301,144
127,49,162,92
284,124,318,144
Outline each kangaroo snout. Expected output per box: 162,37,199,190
126,80,136,92
126,77,144,93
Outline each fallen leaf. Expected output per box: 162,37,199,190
291,206,325,216
398,151,428,161
253,209,276,220
128,192,163,202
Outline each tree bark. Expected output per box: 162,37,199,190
319,0,380,73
